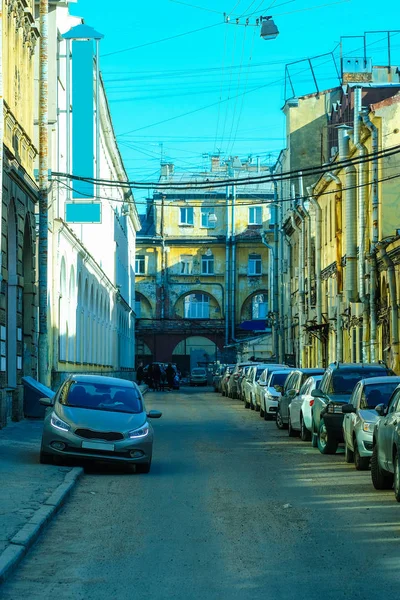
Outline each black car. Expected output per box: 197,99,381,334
311,362,394,454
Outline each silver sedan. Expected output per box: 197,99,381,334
40,374,162,473
288,375,323,440
342,376,400,470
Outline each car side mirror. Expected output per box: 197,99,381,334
259,381,266,386
39,397,53,407
147,410,162,419
375,404,387,417
311,389,325,399
342,404,356,414
287,389,298,398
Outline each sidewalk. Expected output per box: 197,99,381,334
0,382,148,584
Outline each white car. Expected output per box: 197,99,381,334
254,364,289,411
288,375,323,440
243,364,272,410
260,370,290,420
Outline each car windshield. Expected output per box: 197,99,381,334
270,372,289,386
256,367,267,378
361,382,400,409
61,382,143,414
192,369,206,375
332,369,390,395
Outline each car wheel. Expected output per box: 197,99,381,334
394,453,400,502
222,390,225,396
260,404,265,418
255,402,260,412
354,439,370,471
276,408,286,430
245,397,250,409
136,460,152,474
39,450,54,465
344,441,354,463
311,417,318,447
371,444,393,490
264,411,272,421
317,419,338,454
300,416,311,442
288,415,297,437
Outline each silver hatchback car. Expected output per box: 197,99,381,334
40,374,162,473
342,376,400,470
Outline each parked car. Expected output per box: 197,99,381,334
342,376,400,470
311,362,394,455
190,368,208,386
238,365,254,401
276,368,325,430
227,362,258,399
220,365,236,396
371,383,400,501
260,370,291,420
39,374,162,473
213,364,226,392
287,375,323,440
254,364,289,411
243,364,274,410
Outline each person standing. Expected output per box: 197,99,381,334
166,363,175,390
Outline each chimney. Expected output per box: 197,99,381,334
160,163,174,178
211,155,220,172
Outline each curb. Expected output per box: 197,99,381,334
0,466,83,585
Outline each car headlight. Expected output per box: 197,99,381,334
50,412,71,432
128,422,149,439
363,422,375,433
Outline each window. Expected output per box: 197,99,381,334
180,254,193,275
252,293,268,319
201,209,216,229
135,255,145,275
248,254,262,276
179,207,194,226
184,293,210,319
201,254,214,275
248,206,262,225
135,292,141,318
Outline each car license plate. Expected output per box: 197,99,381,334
81,441,115,451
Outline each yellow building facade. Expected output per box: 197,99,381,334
135,158,276,372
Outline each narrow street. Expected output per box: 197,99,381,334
2,387,400,600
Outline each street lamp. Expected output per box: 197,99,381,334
260,16,279,41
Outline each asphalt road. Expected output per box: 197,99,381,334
2,387,400,600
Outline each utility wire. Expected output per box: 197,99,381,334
53,143,400,190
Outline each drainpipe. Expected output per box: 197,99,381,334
262,234,279,360
376,240,399,372
338,125,358,305
284,234,292,358
361,109,379,362
225,185,230,346
160,196,165,319
38,0,50,385
0,5,3,282
272,184,280,361
336,291,343,362
290,200,303,367
299,172,311,364
231,180,236,342
307,186,323,367
353,87,369,361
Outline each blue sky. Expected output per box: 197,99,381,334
71,0,398,211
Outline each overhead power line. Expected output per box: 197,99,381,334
52,143,400,190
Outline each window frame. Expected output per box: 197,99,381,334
201,254,214,275
179,206,194,226
248,206,263,225
184,293,210,319
248,254,262,276
135,255,146,275
180,254,193,275
201,209,216,229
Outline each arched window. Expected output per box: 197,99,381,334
252,293,268,319
184,294,209,319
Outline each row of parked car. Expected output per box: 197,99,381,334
213,360,400,503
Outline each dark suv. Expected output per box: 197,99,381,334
311,362,394,454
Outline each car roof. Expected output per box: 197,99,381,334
327,362,389,370
269,370,291,376
69,374,136,387
359,376,400,385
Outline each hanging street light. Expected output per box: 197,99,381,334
260,16,279,41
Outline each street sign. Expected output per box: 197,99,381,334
65,202,101,223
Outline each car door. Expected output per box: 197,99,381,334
312,371,331,431
343,383,362,448
255,369,267,407
280,372,299,421
291,379,310,429
380,390,400,470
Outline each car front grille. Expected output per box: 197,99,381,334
74,428,124,442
